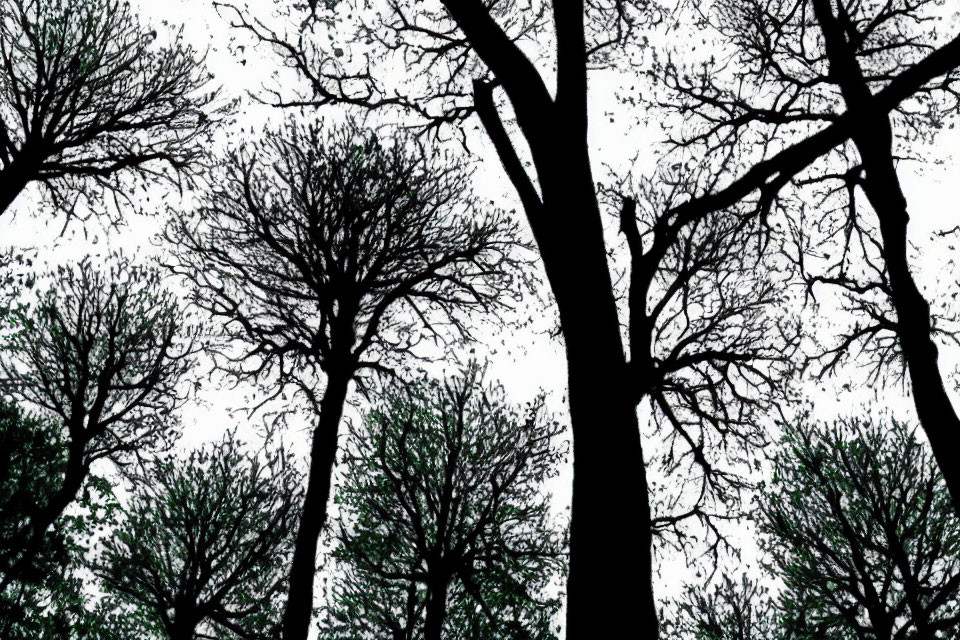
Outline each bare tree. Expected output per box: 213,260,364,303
654,0,960,516
319,363,566,640
0,0,222,220
95,430,302,640
164,118,522,640
210,0,960,635
759,416,960,640
0,256,193,593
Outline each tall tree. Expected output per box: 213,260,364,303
0,0,222,220
654,0,960,516
319,363,566,640
164,119,522,640
218,0,960,635
0,256,193,593
94,430,302,640
759,417,960,640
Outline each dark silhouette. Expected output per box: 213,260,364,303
0,0,221,221
655,0,960,516
0,257,193,594
164,119,522,640
319,363,566,640
759,417,960,640
217,3,813,636
667,574,789,640
94,431,302,640
0,401,97,639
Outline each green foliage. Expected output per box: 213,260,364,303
759,416,960,639
94,430,303,640
0,400,119,640
320,363,567,640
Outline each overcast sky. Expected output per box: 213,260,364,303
5,0,960,633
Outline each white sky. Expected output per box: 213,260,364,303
4,0,960,635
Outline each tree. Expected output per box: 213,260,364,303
666,574,796,640
0,0,222,219
209,0,960,634
0,400,116,640
94,430,303,640
759,417,960,640
0,256,193,593
319,363,566,640
164,118,522,640
654,0,960,517
214,3,818,636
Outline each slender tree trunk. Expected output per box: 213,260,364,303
423,571,450,640
813,0,960,517
282,370,351,640
861,162,960,517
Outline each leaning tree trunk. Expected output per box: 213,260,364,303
0,164,34,217
813,0,960,518
857,126,960,518
281,369,351,640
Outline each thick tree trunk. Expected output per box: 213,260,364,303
546,208,657,640
169,607,199,640
459,2,658,636
423,571,450,640
535,158,658,640
281,371,351,640
0,156,39,217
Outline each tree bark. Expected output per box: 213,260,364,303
281,370,351,640
444,2,658,636
169,607,199,640
526,113,658,640
423,570,450,640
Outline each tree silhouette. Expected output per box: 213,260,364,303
0,0,222,220
94,430,302,640
759,417,960,640
319,363,565,640
206,0,892,634
654,0,960,517
666,574,793,640
0,256,193,593
164,119,522,640
0,400,114,640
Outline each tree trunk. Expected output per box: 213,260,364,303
423,571,450,640
853,126,960,518
812,0,960,517
0,156,39,217
281,370,351,640
459,2,659,635
535,153,658,640
169,607,198,640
